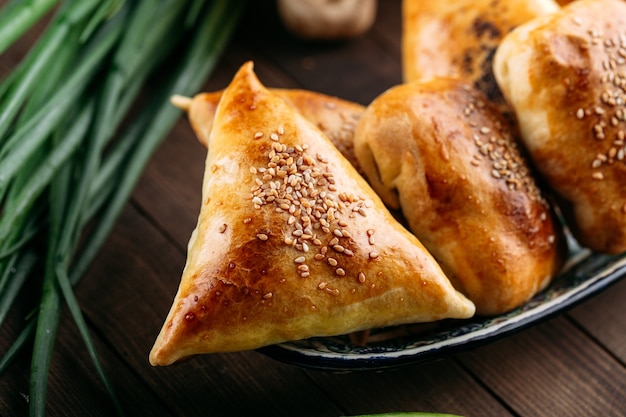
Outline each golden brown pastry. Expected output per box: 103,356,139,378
353,78,565,315
402,0,559,118
174,88,365,172
149,62,475,366
493,0,626,254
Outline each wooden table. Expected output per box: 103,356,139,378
2,1,625,416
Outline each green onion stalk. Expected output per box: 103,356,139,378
0,0,246,415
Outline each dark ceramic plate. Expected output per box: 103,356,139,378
258,236,626,371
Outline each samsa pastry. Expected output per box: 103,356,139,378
402,0,559,118
149,62,475,366
493,0,626,254
173,88,364,171
353,78,566,315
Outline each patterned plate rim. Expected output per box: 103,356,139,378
258,248,626,371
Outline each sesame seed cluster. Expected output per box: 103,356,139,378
462,92,546,205
573,19,626,180
246,124,378,294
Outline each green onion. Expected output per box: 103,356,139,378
0,0,59,55
0,0,246,415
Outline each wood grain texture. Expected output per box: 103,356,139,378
305,360,514,417
1,0,625,416
568,278,626,364
458,316,626,417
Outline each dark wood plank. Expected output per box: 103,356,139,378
370,0,403,58
0,300,171,417
457,316,626,417
305,359,513,417
568,277,626,364
133,119,206,250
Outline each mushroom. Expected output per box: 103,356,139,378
277,0,378,41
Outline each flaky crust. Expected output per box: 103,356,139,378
353,78,565,315
493,0,626,254
185,88,364,172
149,63,475,366
402,0,559,118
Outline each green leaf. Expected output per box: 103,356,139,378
0,0,60,54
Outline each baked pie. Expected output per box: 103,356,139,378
149,62,475,366
493,0,626,253
353,78,565,315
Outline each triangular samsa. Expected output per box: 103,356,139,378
149,62,475,366
173,87,365,171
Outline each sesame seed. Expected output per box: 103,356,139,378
576,108,585,119
577,26,626,178
318,282,327,289
327,257,338,266
369,251,380,259
263,292,273,299
246,129,373,283
254,132,263,139
358,272,366,283
333,244,345,253
218,224,227,233
335,268,346,276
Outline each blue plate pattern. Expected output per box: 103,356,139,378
258,241,626,371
